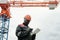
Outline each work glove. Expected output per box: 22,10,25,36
31,34,36,40
27,28,33,33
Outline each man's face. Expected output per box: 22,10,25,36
24,18,30,25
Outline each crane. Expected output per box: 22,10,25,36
0,0,59,40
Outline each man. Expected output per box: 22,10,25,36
16,15,36,40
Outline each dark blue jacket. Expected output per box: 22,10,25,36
16,24,36,40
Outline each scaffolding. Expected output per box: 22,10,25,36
0,16,10,40
0,0,59,40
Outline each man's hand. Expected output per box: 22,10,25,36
26,28,33,33
31,34,36,40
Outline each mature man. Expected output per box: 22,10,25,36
16,15,36,40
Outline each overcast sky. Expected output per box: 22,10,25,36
1,0,59,40
7,3,60,40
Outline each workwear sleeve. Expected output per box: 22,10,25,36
16,25,33,37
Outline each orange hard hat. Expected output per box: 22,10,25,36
24,15,31,20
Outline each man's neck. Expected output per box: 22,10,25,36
23,23,28,26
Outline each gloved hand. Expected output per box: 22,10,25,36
31,34,36,40
26,28,33,34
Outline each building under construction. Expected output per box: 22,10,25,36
0,0,59,40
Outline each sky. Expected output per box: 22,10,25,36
7,3,60,40
0,0,60,40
